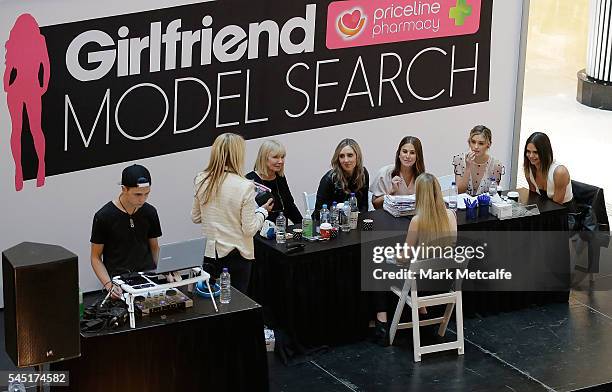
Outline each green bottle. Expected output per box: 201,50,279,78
302,209,314,238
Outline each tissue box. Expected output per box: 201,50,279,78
490,201,512,219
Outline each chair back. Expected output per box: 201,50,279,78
302,191,316,212
368,191,374,211
570,180,610,232
407,255,469,293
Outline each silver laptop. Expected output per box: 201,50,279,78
153,237,205,274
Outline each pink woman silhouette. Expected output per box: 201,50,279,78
3,13,50,191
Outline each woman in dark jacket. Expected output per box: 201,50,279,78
246,140,303,224
314,138,369,219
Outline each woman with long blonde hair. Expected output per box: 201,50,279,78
246,139,303,224
373,173,457,346
192,133,273,291
314,138,369,218
408,173,457,248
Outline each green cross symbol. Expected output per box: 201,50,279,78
449,0,472,26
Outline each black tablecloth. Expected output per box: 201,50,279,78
250,190,570,350
51,289,268,392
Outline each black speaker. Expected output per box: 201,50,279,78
2,242,80,367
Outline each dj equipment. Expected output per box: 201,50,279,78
134,289,193,315
2,242,80,367
152,237,205,274
113,267,216,328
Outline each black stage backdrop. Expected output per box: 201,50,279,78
21,0,492,179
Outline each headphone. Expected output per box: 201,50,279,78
195,281,221,298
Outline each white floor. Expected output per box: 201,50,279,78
518,0,612,215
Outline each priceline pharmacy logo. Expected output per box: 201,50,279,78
336,8,366,39
326,0,481,49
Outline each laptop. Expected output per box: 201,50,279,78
151,237,206,275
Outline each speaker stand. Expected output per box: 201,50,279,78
36,364,45,392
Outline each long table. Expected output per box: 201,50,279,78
250,190,570,349
51,289,268,392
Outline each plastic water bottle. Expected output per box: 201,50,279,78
489,178,497,197
302,209,314,238
220,268,231,304
449,182,458,210
319,204,330,225
349,193,359,229
275,212,286,244
330,201,339,229
341,202,351,232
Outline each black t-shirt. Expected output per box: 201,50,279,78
245,171,303,224
90,201,162,277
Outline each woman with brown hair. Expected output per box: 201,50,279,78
314,138,369,218
370,136,425,209
191,133,273,292
523,131,573,205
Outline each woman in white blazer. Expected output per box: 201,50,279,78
192,133,273,292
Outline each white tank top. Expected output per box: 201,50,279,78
529,161,573,203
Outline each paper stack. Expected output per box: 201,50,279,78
383,194,416,217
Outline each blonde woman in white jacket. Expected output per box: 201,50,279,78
192,133,273,292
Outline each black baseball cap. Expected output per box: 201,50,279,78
121,164,151,188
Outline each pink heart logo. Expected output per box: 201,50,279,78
341,10,361,30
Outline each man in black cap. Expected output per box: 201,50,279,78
90,164,162,297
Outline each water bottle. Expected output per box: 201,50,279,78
349,193,359,229
330,201,339,229
341,202,351,232
302,209,314,238
489,178,497,197
275,212,286,244
449,181,458,210
319,204,330,225
220,268,231,304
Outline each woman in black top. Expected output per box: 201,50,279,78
246,140,303,224
314,138,369,219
